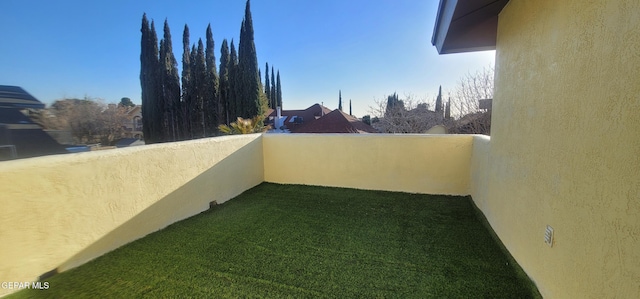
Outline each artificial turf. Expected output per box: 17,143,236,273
10,183,540,298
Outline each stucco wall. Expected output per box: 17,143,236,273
485,0,640,297
469,135,490,212
263,134,472,195
0,134,263,296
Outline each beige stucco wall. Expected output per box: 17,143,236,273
0,134,263,297
469,135,490,212
263,134,472,195
482,0,640,297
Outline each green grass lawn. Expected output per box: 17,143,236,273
11,183,540,298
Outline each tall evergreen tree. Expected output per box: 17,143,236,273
140,14,161,144
257,68,269,119
338,90,343,111
276,70,282,109
159,39,168,138
228,40,240,120
270,67,276,107
160,19,180,142
435,85,443,114
181,25,193,139
237,0,261,118
140,14,152,142
349,100,352,116
191,40,207,137
385,92,403,117
265,62,271,108
219,39,230,125
205,24,219,134
189,44,198,137
149,21,164,142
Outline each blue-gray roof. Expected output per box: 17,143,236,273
0,85,45,109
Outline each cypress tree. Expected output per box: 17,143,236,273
265,62,271,108
270,67,276,107
349,100,352,116
158,38,168,139
385,93,403,117
276,70,282,110
149,21,163,142
205,24,219,134
219,39,230,125
140,14,153,142
338,90,343,111
189,44,198,137
229,40,240,120
160,19,180,142
237,0,261,118
192,40,207,137
181,25,192,139
140,15,161,144
435,85,443,113
256,67,269,120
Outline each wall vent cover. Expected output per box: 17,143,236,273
544,225,554,247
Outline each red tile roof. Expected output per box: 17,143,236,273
292,109,379,133
266,104,332,130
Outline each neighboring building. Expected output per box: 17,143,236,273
265,104,332,131
433,0,639,298
122,105,143,139
266,104,377,134
294,109,378,134
0,85,67,160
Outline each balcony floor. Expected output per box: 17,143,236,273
10,183,539,298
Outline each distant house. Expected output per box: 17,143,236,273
294,109,378,134
265,104,332,132
122,105,143,139
0,85,67,160
265,104,378,134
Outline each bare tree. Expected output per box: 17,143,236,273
447,65,494,134
98,105,130,145
369,93,443,133
33,98,128,145
450,65,494,117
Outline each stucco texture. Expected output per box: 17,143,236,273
263,134,473,195
481,0,640,297
0,134,263,296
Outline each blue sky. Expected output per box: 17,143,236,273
0,0,494,117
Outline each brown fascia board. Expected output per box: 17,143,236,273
432,0,457,53
432,0,509,54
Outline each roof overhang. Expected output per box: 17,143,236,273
431,0,509,54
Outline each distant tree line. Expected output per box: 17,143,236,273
28,97,129,146
367,66,494,135
140,0,282,144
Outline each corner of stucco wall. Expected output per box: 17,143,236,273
260,133,268,183
469,135,491,210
